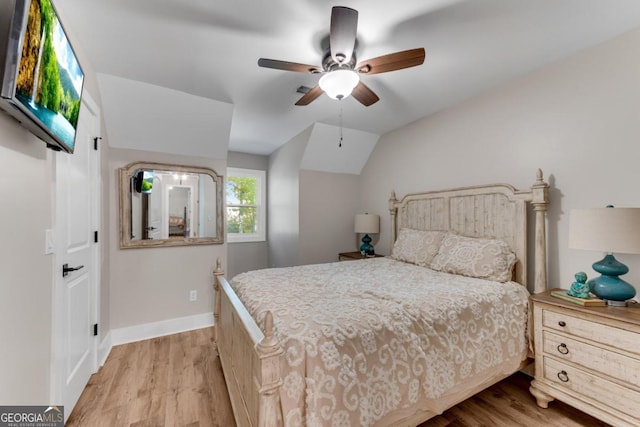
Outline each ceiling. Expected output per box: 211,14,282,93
55,0,640,156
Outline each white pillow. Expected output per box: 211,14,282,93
431,233,517,282
390,228,446,267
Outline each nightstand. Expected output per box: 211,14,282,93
529,289,640,427
338,251,384,261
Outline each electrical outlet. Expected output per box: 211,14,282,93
189,290,197,302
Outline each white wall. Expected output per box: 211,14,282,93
268,127,310,267
299,170,360,264
359,28,640,296
108,148,226,329
268,125,377,267
0,115,54,403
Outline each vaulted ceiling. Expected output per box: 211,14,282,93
55,0,640,155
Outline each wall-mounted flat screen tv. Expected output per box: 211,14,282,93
134,170,154,194
0,0,84,153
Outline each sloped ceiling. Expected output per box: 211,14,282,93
55,0,640,156
301,123,378,175
98,74,232,159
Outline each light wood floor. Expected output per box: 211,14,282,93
67,327,609,426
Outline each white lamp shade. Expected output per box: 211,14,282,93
319,69,360,100
354,214,380,234
569,208,640,254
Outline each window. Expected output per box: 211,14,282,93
226,167,266,242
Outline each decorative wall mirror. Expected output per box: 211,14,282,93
119,161,224,248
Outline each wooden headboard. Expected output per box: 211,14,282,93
389,170,549,294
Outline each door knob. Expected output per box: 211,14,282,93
62,263,84,278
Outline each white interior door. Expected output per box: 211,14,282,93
52,93,100,420
148,175,162,239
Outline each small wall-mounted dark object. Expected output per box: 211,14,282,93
134,170,144,193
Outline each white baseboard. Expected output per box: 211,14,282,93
109,312,214,348
98,331,112,367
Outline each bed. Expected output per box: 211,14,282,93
213,170,550,427
168,214,186,237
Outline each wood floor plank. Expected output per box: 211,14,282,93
130,337,169,425
67,327,609,426
419,371,609,427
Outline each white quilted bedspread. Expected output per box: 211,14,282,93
231,257,530,427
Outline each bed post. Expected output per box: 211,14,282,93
531,169,549,294
213,258,223,342
389,190,398,245
256,311,284,427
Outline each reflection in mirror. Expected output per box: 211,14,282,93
120,162,223,248
130,171,213,240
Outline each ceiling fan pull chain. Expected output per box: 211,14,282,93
339,106,343,147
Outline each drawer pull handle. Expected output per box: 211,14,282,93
557,370,569,382
558,321,566,327
557,343,569,355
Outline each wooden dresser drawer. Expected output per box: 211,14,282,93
531,291,640,426
543,356,640,422
542,330,640,388
542,309,640,356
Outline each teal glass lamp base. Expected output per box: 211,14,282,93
359,234,374,256
587,254,636,306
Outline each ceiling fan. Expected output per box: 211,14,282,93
258,6,425,107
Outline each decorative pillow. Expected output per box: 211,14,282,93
390,228,446,266
431,233,517,282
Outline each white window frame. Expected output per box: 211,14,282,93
226,167,266,243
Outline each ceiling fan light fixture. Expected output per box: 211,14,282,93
319,69,360,100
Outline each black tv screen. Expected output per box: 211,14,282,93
0,0,84,153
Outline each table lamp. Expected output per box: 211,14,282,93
569,206,640,306
354,213,380,256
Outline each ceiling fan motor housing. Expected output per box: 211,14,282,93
322,50,357,72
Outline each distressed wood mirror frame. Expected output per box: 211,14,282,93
119,161,224,249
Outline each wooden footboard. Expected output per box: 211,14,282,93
214,261,284,427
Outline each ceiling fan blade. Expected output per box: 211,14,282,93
295,85,324,106
330,6,358,64
258,58,322,74
351,81,379,107
356,48,425,75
